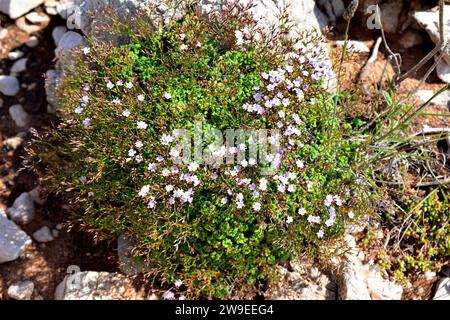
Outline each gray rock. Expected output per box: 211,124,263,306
0,75,20,96
8,51,24,61
435,57,450,84
10,58,28,75
55,31,86,58
338,235,402,300
55,271,143,300
32,226,54,243
9,104,30,128
0,0,45,19
52,26,68,46
416,89,450,107
0,213,32,263
315,0,344,24
6,192,35,225
25,11,51,24
45,69,60,112
401,29,423,49
379,0,402,34
433,278,450,300
118,233,149,275
26,36,39,48
7,281,34,300
414,7,450,66
29,186,46,205
268,257,336,300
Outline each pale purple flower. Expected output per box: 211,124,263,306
137,121,148,130
128,149,137,157
81,95,89,104
253,202,261,211
88,191,94,198
174,279,183,287
162,169,170,177
324,195,334,207
74,106,84,114
135,141,143,148
188,162,199,172
298,208,306,215
147,197,156,209
138,185,150,197
348,211,355,219
148,163,156,172
106,81,114,89
317,229,324,238
116,80,123,86
161,134,173,146
135,155,143,163
82,118,91,128
137,94,145,102
122,109,130,117
286,215,293,224
296,160,304,169
162,291,174,300
156,155,164,162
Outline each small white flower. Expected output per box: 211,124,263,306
298,208,306,215
148,163,156,172
162,169,170,177
324,195,334,207
122,109,131,117
135,155,143,163
174,279,183,287
286,215,293,224
112,98,121,105
368,259,374,266
166,185,174,192
82,47,90,54
180,33,186,40
137,94,145,102
81,95,89,104
180,44,188,51
138,185,150,197
296,160,304,169
137,121,148,130
188,162,199,172
317,229,324,238
125,82,133,89
196,41,202,47
179,295,186,300
348,211,355,219
278,110,285,118
162,291,174,300
147,197,156,209
287,184,296,193
75,106,84,114
128,149,137,157
169,149,180,158
161,134,174,146
249,158,256,166
164,92,172,100
106,81,114,89
116,80,123,86
253,202,261,211
221,197,228,204
82,118,91,128
135,141,143,148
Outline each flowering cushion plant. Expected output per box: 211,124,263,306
31,4,374,298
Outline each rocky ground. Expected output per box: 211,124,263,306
0,0,449,300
